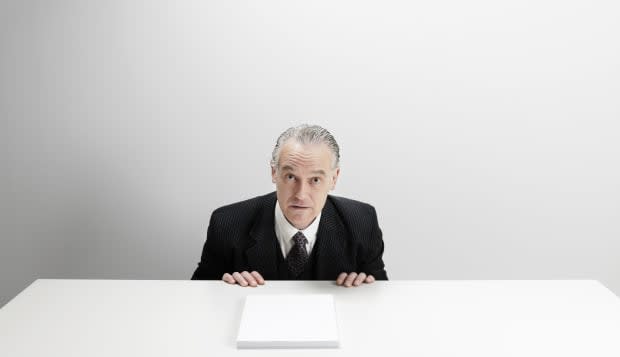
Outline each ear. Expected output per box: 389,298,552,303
271,165,277,184
330,168,340,190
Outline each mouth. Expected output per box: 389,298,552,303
289,204,310,210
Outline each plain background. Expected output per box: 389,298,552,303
1,0,619,307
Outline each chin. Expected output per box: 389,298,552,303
289,217,310,230
292,220,308,229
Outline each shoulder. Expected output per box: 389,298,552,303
324,195,382,245
210,192,275,225
328,195,377,216
326,195,379,230
213,192,274,213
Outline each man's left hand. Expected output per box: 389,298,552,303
336,272,375,287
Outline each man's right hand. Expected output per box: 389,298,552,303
222,271,265,287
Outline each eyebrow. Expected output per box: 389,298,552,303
281,166,327,176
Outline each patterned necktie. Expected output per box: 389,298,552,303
287,231,309,277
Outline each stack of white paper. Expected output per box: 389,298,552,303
236,294,340,349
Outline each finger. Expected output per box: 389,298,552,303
232,272,248,287
251,271,265,285
241,271,257,287
344,272,358,287
222,273,236,284
353,272,367,286
336,272,348,285
365,274,375,284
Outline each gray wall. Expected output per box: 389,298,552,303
1,0,619,307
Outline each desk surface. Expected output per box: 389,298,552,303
1,279,620,356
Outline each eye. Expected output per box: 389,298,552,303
286,174,295,181
312,177,321,184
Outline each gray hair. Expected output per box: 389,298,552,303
271,124,340,169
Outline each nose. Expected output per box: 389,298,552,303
293,180,310,200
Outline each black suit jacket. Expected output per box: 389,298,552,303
191,192,388,281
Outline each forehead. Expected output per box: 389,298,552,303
278,140,333,171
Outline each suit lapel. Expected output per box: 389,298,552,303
245,193,280,278
243,194,349,280
314,197,348,279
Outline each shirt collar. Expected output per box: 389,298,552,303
274,200,320,256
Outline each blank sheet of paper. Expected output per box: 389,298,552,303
236,294,339,349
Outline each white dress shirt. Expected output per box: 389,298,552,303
274,200,320,259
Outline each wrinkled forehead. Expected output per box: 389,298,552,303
277,141,335,172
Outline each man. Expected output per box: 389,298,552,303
191,124,387,287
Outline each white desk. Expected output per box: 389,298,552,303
1,280,620,356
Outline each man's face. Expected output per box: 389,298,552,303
271,140,340,230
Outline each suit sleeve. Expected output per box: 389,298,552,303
191,212,231,280
361,206,388,280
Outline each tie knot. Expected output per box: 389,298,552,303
292,231,308,246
